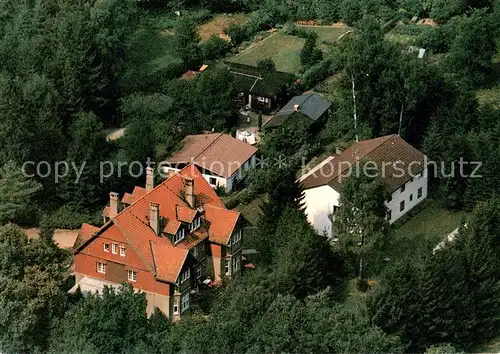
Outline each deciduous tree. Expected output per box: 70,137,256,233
333,162,390,280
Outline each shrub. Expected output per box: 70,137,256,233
282,22,316,39
301,58,335,89
257,58,276,71
356,278,370,292
416,26,450,53
201,35,232,61
224,195,240,209
226,23,249,45
45,205,102,229
300,35,322,68
238,188,257,205
188,9,213,25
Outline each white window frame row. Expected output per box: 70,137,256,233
189,216,202,232
97,262,106,274
180,268,190,283
127,270,137,282
103,242,126,257
192,241,205,258
232,256,240,273
228,229,242,246
174,228,186,244
181,293,190,313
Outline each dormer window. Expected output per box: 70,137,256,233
174,227,186,244
190,216,202,232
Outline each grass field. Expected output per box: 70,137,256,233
199,13,249,41
387,200,466,262
227,24,349,73
301,25,351,50
229,33,305,73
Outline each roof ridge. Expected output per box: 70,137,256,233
109,165,199,221
320,135,395,186
365,134,398,160
149,240,158,277
192,133,225,162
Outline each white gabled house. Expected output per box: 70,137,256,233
299,135,428,238
161,133,257,193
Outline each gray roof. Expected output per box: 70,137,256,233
263,93,331,129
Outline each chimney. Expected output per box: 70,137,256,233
293,104,300,112
184,177,195,209
149,202,160,235
146,167,154,191
109,192,119,219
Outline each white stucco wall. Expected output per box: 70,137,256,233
303,185,340,238
303,167,429,238
386,167,428,223
162,154,256,193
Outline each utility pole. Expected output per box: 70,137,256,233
398,101,404,136
351,73,359,142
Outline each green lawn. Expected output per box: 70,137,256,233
303,25,351,51
120,11,181,93
384,200,466,265
308,26,349,42
229,33,305,73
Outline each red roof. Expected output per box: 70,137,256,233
165,133,257,178
299,135,426,192
182,70,199,80
76,165,240,284
79,223,100,243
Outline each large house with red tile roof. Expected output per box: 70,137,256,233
162,133,257,193
299,135,428,238
73,165,242,320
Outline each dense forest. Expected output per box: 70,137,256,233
0,0,499,352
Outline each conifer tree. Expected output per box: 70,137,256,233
0,161,42,225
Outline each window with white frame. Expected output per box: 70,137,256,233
418,187,423,198
400,184,406,193
127,270,137,282
103,243,110,252
174,228,186,243
120,246,126,257
97,262,106,274
112,243,118,254
225,259,230,275
193,245,198,257
173,298,179,314
196,266,202,279
181,293,190,313
180,268,190,283
232,256,240,272
190,216,201,232
233,229,242,243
